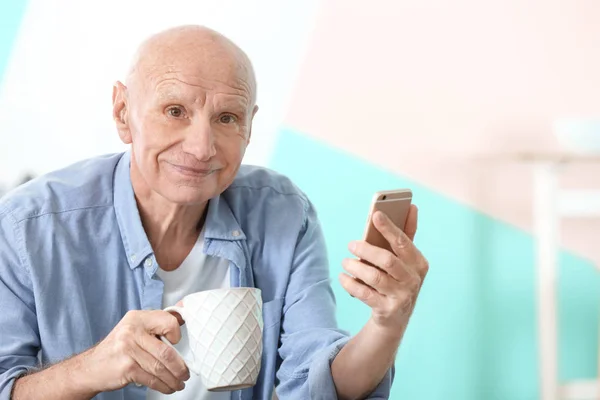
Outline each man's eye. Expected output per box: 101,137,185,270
219,114,237,124
167,107,184,118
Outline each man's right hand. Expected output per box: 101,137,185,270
12,310,189,399
85,310,190,394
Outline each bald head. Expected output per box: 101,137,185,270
126,25,257,105
112,25,260,206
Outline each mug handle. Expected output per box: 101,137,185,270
160,305,199,375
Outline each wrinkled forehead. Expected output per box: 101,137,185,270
152,75,252,109
131,46,256,107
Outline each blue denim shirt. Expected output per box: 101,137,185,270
0,151,393,400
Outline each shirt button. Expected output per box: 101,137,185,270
232,230,240,237
144,258,153,267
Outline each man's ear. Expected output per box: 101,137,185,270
113,81,132,144
247,104,259,144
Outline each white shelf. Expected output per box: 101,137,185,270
524,155,600,400
559,379,598,400
558,190,600,218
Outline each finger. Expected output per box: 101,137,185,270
403,205,418,241
349,240,408,282
339,272,383,309
371,211,419,264
129,359,178,394
137,333,190,382
342,258,396,295
415,256,430,281
373,210,415,252
132,341,186,392
141,310,182,345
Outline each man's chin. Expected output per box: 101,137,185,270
161,184,217,205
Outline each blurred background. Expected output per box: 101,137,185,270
1,1,600,399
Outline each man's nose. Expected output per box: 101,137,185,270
181,119,217,161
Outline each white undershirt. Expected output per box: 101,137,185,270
146,229,231,400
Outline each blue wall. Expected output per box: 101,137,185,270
0,1,28,83
270,128,599,399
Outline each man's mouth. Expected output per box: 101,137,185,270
168,163,215,176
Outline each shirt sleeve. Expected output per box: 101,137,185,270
0,209,40,399
275,199,394,400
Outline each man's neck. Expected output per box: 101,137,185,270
136,196,207,253
130,167,208,270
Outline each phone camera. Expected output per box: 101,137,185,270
381,195,387,200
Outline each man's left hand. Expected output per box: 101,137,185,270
339,204,428,337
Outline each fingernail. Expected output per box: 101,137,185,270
375,211,386,223
348,241,357,252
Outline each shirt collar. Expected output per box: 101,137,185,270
203,192,247,242
113,151,246,269
113,151,153,269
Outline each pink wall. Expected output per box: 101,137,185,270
285,0,600,264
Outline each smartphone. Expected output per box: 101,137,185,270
362,189,413,252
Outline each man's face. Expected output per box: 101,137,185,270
114,49,257,205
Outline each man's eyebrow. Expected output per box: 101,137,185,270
155,91,182,102
218,94,249,109
154,83,183,100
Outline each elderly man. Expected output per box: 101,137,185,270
0,26,428,400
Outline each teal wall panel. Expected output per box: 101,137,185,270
269,127,599,399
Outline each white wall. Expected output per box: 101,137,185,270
0,0,320,186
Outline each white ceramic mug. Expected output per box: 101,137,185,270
160,287,263,391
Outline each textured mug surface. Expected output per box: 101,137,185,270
162,288,264,391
